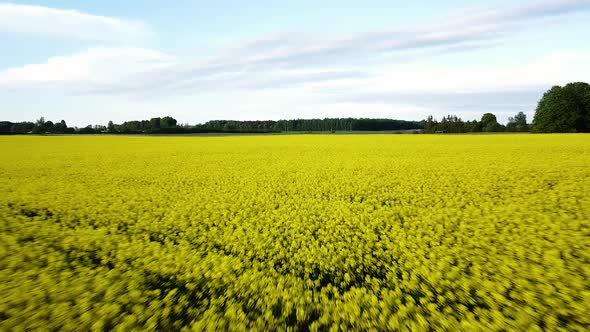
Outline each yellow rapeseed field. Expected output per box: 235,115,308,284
1,134,589,331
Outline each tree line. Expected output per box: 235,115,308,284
0,118,75,135
423,111,528,133
1,82,588,135
196,118,423,132
0,114,529,135
413,82,589,133
0,117,425,135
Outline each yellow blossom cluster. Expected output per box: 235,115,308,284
0,134,589,331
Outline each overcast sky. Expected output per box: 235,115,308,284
1,0,589,126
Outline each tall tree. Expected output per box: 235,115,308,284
149,117,161,130
107,121,116,133
32,117,46,134
532,82,590,133
424,115,436,133
481,113,503,132
160,116,178,128
506,112,528,132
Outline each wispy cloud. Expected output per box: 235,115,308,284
215,0,590,67
1,0,589,105
70,0,590,96
316,50,590,119
0,3,149,43
463,0,590,22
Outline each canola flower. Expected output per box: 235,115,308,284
0,134,589,331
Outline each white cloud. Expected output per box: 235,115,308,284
2,0,587,95
0,2,148,42
50,0,588,97
0,47,177,87
334,51,590,96
305,50,590,122
1,0,589,125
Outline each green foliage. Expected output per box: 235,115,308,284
533,82,590,133
160,116,178,128
1,118,73,134
94,118,424,134
506,112,528,132
1,135,589,331
149,117,161,130
423,115,483,133
481,113,504,132
200,118,423,132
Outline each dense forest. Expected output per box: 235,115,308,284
1,82,588,135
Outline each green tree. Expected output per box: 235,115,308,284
506,112,528,132
481,113,503,132
107,121,116,133
424,115,436,133
149,117,161,130
532,82,590,133
32,117,46,134
160,116,178,128
464,120,482,132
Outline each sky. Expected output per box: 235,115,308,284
1,0,589,126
